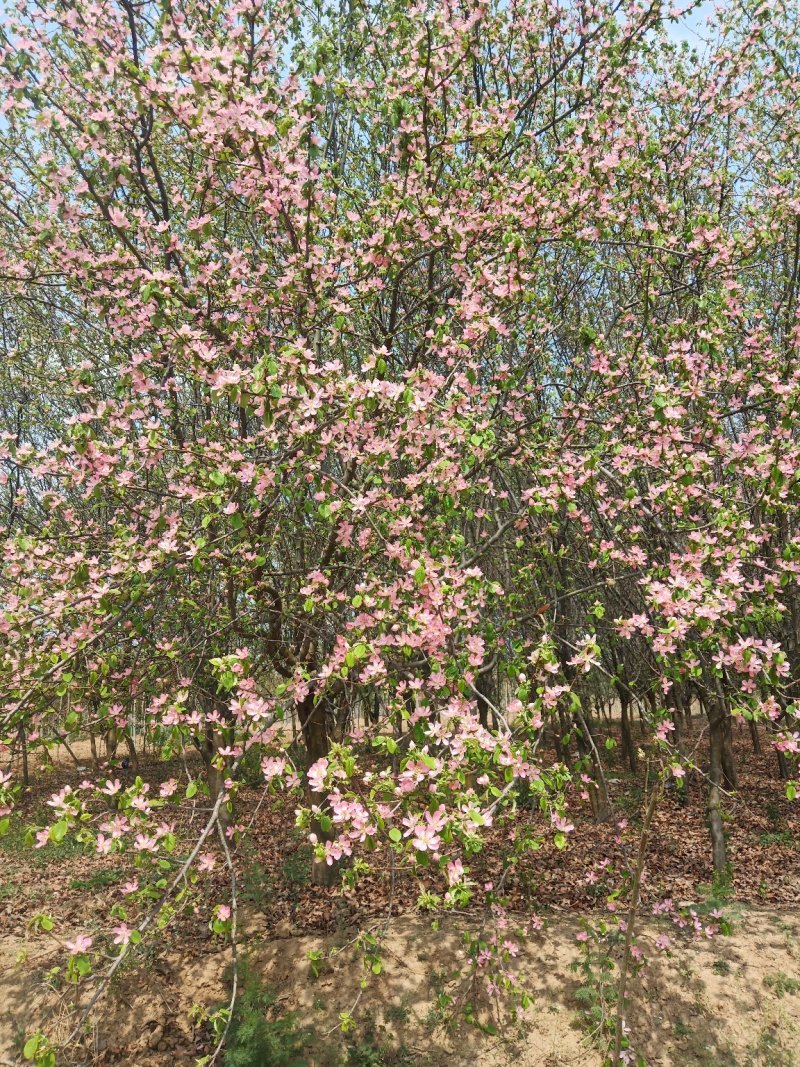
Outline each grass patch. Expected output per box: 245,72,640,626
759,832,798,849
0,819,84,867
220,958,311,1067
764,973,800,999
69,868,127,891
746,1024,795,1067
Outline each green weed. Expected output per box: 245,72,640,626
764,973,800,999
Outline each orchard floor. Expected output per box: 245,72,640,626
1,724,799,1066
1,907,799,1066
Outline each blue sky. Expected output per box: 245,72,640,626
667,0,719,45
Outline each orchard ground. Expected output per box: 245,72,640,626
1,724,799,1067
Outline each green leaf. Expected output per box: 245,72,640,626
50,821,68,844
185,781,198,800
23,1035,40,1060
787,782,797,801
388,828,402,843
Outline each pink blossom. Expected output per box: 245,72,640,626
262,757,286,782
446,859,465,885
307,758,328,793
65,935,93,955
107,206,128,229
112,924,131,946
551,814,575,834
656,721,675,742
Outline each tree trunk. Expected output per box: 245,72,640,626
557,707,572,764
18,725,29,790
367,692,380,725
89,731,99,771
123,731,139,770
299,693,338,887
574,711,611,821
713,678,738,791
617,687,636,773
770,705,791,779
208,768,233,834
202,725,233,836
671,713,690,806
707,708,728,875
105,724,119,762
644,689,657,736
674,686,691,734
476,669,490,729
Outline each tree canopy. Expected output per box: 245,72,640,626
0,0,799,1061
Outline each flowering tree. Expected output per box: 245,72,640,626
0,0,799,1060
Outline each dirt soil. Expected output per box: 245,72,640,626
1,907,799,1066
1,729,799,1065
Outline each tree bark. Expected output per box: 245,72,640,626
89,731,99,771
574,710,610,821
616,685,636,773
713,679,738,791
299,693,338,887
707,711,728,875
202,724,233,836
18,724,29,789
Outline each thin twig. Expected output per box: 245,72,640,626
612,770,660,1065
63,764,239,1050
207,820,239,1066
